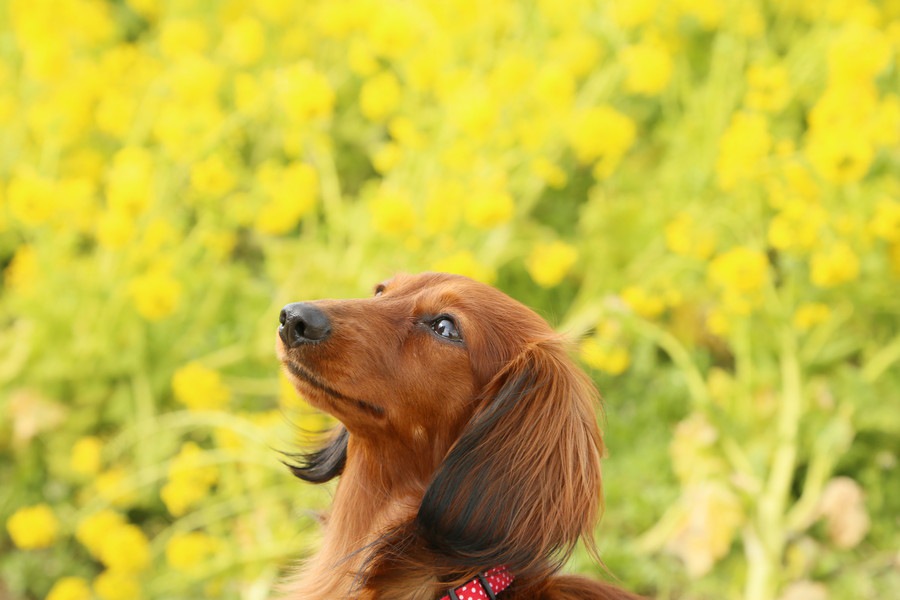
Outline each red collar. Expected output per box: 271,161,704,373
439,566,513,600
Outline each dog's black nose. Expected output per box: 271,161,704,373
279,303,332,347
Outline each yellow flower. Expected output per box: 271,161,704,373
95,467,137,508
549,32,602,79
525,241,579,288
191,154,237,198
369,189,416,236
276,62,335,123
95,209,135,249
6,504,59,549
167,55,223,105
869,198,900,242
99,524,150,572
93,570,141,600
451,86,499,141
708,247,769,295
827,25,891,86
106,146,154,215
715,112,771,190
609,0,657,29
160,442,218,516
128,268,183,321
47,577,92,600
165,531,219,573
665,213,716,259
367,7,420,59
348,38,378,76
529,157,568,189
234,73,265,114
160,478,207,518
159,18,209,60
4,245,40,292
464,188,515,229
533,63,576,110
805,125,873,185
253,162,319,235
432,251,496,283
360,71,402,122
745,64,791,112
372,143,403,174
621,286,666,318
810,242,860,288
71,436,103,476
76,510,126,559
580,337,630,375
621,40,673,96
388,116,424,149
566,106,636,177
172,363,230,411
767,201,826,252
793,303,831,331
677,0,724,30
221,17,266,66
7,170,56,227
95,89,137,140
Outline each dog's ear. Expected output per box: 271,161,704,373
284,426,348,483
416,341,604,583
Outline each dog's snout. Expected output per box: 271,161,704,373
279,302,332,347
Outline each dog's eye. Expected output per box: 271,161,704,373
431,317,461,341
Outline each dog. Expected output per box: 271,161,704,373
276,272,642,599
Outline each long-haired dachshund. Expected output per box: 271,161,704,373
276,272,642,600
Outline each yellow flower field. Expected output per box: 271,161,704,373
1,0,898,599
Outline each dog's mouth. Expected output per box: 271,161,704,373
280,355,385,418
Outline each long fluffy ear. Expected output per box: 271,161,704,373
283,426,348,483
416,340,605,587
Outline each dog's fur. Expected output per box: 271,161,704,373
276,272,641,599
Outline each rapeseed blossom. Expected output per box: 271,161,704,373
172,363,231,411
360,71,402,122
793,303,831,331
98,524,151,572
165,531,220,573
70,436,103,476
580,337,631,375
6,504,59,549
525,242,579,288
708,247,769,296
621,39,673,96
161,442,219,517
621,286,666,319
46,577,92,600
810,242,861,288
77,510,127,559
369,188,416,236
665,214,716,260
464,188,515,229
567,106,636,176
716,112,771,190
93,570,142,600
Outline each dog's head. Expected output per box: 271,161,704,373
277,272,605,582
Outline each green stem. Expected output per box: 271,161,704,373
745,329,803,600
862,334,900,383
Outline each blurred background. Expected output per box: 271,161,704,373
1,0,899,599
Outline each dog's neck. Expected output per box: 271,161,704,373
284,434,431,599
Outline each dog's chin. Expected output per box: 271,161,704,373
276,347,386,421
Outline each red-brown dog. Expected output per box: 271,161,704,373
276,272,641,600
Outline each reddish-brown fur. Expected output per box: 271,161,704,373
276,272,643,600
